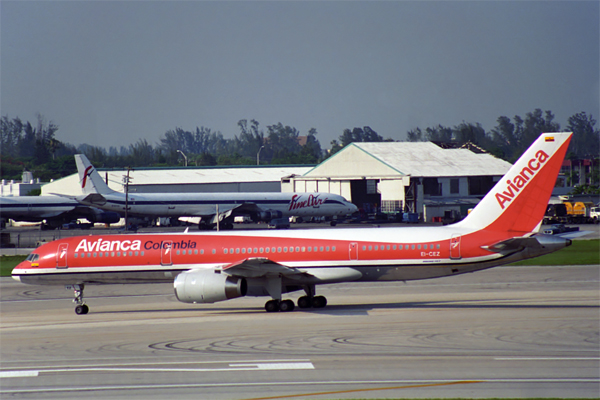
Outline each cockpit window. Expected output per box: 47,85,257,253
25,253,40,262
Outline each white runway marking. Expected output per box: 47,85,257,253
495,357,600,361
0,362,314,378
0,370,39,378
230,362,314,370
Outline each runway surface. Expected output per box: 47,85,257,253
1,265,599,399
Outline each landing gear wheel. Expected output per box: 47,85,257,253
312,295,327,308
297,296,312,309
265,299,280,312
279,299,295,312
75,304,89,315
69,284,89,315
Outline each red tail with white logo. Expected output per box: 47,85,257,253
455,132,572,233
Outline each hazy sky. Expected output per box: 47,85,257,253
2,1,598,149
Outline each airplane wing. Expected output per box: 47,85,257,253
180,203,267,225
220,258,310,279
210,203,263,221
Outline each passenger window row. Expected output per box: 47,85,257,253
223,245,335,255
74,251,146,258
74,249,208,258
362,243,441,251
72,243,439,259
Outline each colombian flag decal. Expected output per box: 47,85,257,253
545,136,555,142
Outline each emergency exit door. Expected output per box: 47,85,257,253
450,235,461,260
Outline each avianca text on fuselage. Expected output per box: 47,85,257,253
288,194,326,211
75,238,142,252
495,149,549,209
74,238,197,252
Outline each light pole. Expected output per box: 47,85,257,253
257,145,265,165
177,150,188,167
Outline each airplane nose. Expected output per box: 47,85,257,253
11,261,28,282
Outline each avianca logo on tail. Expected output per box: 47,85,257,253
82,166,94,189
495,150,549,209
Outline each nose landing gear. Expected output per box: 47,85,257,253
67,284,89,315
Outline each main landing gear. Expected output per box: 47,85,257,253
68,284,89,315
297,295,327,309
265,299,295,312
263,285,328,312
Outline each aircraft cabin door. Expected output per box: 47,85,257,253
161,241,173,266
450,234,461,260
349,242,358,260
56,243,68,269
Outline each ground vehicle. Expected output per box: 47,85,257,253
543,224,579,235
590,206,600,222
61,221,93,230
267,218,290,229
544,202,599,224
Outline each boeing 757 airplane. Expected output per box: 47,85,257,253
73,154,357,229
13,133,572,314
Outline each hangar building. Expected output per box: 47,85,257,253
42,165,312,196
38,142,512,223
281,142,513,222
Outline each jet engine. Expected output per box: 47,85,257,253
255,210,283,222
87,211,120,224
174,269,247,304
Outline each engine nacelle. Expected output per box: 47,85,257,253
87,211,120,224
174,269,247,304
256,210,283,222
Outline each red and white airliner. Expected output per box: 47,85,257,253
13,132,573,314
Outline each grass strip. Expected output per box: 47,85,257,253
509,239,599,266
0,255,27,277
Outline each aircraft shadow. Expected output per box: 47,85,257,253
91,299,598,317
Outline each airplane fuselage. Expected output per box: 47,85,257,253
0,196,80,222
82,192,357,218
12,225,568,288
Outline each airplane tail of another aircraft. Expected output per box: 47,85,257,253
454,132,572,233
75,154,116,195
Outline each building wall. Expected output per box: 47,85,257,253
128,181,280,194
0,182,42,197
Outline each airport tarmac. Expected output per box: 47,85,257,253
1,264,598,399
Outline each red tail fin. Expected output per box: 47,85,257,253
456,132,572,233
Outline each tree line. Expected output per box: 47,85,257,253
1,109,598,183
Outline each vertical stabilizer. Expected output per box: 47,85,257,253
75,155,116,195
455,132,572,233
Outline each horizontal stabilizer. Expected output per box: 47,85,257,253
482,237,542,253
79,193,107,206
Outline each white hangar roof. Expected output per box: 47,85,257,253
305,142,512,178
107,165,313,186
42,165,312,196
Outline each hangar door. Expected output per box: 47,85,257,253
350,179,381,212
